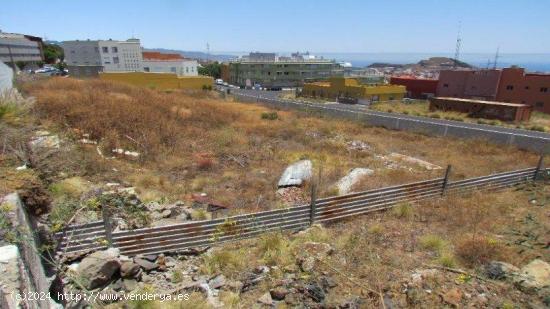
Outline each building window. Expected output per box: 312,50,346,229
506,85,514,90
443,83,449,88
113,57,119,64
186,67,189,73
112,47,118,53
102,47,108,53
144,67,150,72
525,86,530,90
541,87,548,93
170,67,176,73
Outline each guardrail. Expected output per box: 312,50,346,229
54,163,547,258
231,92,550,154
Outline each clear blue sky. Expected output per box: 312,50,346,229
1,0,548,54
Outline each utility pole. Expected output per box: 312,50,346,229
206,42,210,63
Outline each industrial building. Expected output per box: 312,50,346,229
302,77,406,104
429,97,532,122
436,67,550,114
390,76,438,99
0,31,44,70
62,38,143,77
227,52,344,89
142,52,198,77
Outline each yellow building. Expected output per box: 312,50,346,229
99,72,213,90
302,77,406,102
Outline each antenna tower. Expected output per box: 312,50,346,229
453,21,462,68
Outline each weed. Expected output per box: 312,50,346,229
170,269,184,283
261,111,279,120
368,224,384,235
201,249,246,275
454,235,506,267
392,202,413,219
437,253,457,268
529,125,547,132
429,113,441,119
419,234,446,253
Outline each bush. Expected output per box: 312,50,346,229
419,234,446,253
429,113,441,119
437,253,457,268
261,111,279,120
454,235,505,267
529,125,547,132
201,249,246,275
392,202,413,219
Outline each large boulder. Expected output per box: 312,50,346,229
514,259,550,293
335,168,374,195
278,160,312,187
77,248,120,290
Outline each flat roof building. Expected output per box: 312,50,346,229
62,38,143,77
0,31,44,70
390,76,438,99
437,67,550,114
430,97,532,122
142,52,198,77
227,52,344,89
302,77,406,104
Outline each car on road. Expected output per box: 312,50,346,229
215,79,224,85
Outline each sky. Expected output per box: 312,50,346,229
1,0,549,54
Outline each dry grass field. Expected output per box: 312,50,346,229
371,100,550,132
13,78,539,212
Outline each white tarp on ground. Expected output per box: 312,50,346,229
0,61,14,94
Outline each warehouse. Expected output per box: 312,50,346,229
302,77,406,103
429,97,532,122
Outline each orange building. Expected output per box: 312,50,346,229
496,67,550,113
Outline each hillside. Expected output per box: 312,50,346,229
368,56,474,70
1,77,548,308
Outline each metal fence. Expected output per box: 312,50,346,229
55,164,546,257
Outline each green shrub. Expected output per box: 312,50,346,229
529,125,547,132
429,113,441,119
261,111,279,120
392,202,413,219
419,234,446,253
437,253,457,268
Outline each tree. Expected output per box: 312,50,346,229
43,43,64,64
198,62,222,79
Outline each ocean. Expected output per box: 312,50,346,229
316,52,550,73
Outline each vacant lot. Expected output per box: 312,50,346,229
10,78,539,214
371,100,550,132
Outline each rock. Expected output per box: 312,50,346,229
485,261,519,280
270,287,289,300
140,254,158,262
277,160,312,187
209,274,226,289
339,296,365,308
96,288,121,304
77,248,120,290
515,259,550,293
388,153,442,170
161,209,172,218
442,288,462,306
120,261,141,279
122,279,138,292
346,140,372,152
335,168,374,195
134,257,158,272
254,265,270,274
320,276,337,291
302,242,334,259
299,256,316,272
223,280,243,292
305,283,325,302
164,256,177,268
258,292,273,306
285,293,300,305
29,131,61,150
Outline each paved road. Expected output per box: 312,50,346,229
228,88,550,141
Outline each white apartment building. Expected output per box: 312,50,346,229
142,52,198,76
62,38,143,77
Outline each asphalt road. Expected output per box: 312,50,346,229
228,88,550,141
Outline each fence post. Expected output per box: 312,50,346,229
441,165,452,196
534,154,544,180
309,165,322,226
102,205,114,247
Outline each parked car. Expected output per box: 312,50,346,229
215,79,224,85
